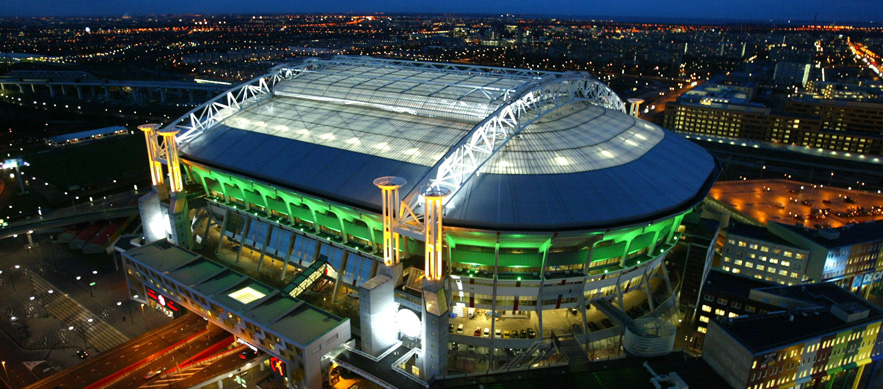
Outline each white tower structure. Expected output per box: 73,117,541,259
627,98,645,117
137,123,192,247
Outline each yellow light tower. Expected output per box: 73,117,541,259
421,184,450,281
158,129,183,194
138,124,164,189
373,176,406,267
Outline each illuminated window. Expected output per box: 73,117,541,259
702,305,712,312
757,265,765,271
760,246,769,252
784,251,793,258
791,272,799,278
228,287,266,304
735,260,743,266
699,316,710,323
769,258,779,264
781,261,790,267
715,309,726,316
697,326,707,333
745,262,754,269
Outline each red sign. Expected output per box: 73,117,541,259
270,357,286,377
146,288,179,312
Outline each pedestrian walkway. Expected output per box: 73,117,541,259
556,337,589,364
29,273,129,352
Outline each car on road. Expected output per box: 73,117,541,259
239,348,257,359
144,368,165,380
76,349,88,359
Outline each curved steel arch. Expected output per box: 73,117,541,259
170,59,324,146
403,74,625,212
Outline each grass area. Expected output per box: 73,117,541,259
22,134,148,190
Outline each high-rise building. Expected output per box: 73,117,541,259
664,91,883,156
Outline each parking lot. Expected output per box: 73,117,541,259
709,179,883,228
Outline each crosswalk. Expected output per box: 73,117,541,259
29,273,129,352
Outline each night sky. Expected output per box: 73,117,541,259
2,0,882,22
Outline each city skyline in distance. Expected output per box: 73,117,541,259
2,0,883,23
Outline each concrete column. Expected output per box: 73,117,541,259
60,85,67,96
489,234,500,369
188,90,194,102
30,84,36,93
215,212,229,255
256,224,273,272
234,216,250,264
200,212,214,249
330,251,349,301
0,83,5,91
48,84,55,97
280,233,297,281
76,86,83,100
104,87,111,100
160,89,167,103
18,84,25,93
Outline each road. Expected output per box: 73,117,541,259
639,80,703,123
23,314,228,389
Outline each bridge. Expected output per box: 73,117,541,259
0,70,230,104
0,206,139,240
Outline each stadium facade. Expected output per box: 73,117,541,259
125,56,720,388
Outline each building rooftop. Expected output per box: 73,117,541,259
726,222,797,248
704,269,775,300
45,126,127,145
771,219,883,249
713,283,883,354
178,56,719,231
124,240,348,348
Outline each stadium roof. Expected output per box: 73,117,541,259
176,56,719,231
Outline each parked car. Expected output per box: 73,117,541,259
457,324,464,334
76,349,89,359
474,327,481,336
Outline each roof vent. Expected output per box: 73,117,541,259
830,302,869,323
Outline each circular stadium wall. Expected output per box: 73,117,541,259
171,55,717,329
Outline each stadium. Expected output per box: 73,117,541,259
124,56,720,388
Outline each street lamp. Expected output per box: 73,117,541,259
2,361,8,386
